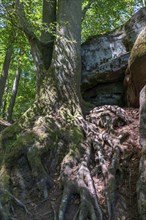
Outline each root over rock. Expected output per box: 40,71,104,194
0,105,140,220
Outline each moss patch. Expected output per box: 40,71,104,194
69,126,84,145
4,131,36,166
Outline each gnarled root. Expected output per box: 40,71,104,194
59,105,136,220
0,105,139,220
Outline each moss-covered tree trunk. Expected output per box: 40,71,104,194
0,1,141,220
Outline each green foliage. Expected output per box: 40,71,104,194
82,0,142,42
0,24,36,120
22,0,42,37
5,45,36,120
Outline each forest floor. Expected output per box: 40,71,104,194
6,107,141,220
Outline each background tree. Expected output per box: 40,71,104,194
6,66,21,122
0,31,14,110
0,1,36,120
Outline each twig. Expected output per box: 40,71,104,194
82,0,94,22
51,201,57,220
73,207,79,220
4,189,32,216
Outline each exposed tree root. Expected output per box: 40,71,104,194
59,105,134,220
0,105,139,219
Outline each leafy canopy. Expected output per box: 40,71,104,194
82,0,142,42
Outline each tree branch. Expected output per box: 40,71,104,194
41,0,56,44
40,0,56,69
82,0,94,22
15,0,36,41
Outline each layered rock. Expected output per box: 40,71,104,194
83,82,124,106
81,7,146,106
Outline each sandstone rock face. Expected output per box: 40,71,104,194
81,7,146,106
139,85,146,148
125,27,146,107
83,82,124,106
137,85,146,220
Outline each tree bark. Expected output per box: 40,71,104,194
29,0,82,113
7,68,21,122
0,45,13,110
15,0,56,91
1,83,9,118
40,0,56,69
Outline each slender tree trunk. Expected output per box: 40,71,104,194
1,83,9,118
142,0,146,7
0,45,13,110
7,68,21,122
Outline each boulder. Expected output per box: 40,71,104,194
81,7,146,106
125,27,146,107
81,53,129,90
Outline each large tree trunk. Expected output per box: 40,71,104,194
0,1,141,220
0,0,82,219
35,0,82,113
